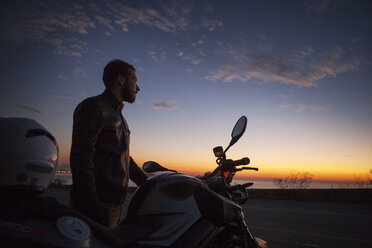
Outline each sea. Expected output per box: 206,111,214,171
53,173,370,189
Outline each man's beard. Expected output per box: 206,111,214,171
121,84,136,103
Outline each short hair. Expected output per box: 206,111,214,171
102,59,135,88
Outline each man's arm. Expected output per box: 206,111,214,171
70,99,103,211
129,157,148,186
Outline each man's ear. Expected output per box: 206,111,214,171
117,75,125,85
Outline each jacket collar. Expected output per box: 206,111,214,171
103,89,124,112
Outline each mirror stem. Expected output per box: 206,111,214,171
223,144,232,155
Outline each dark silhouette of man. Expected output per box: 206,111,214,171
70,59,148,227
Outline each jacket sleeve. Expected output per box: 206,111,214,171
70,99,103,209
129,157,148,186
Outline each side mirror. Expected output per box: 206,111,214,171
142,161,177,173
229,116,247,146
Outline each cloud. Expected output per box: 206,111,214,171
80,92,88,99
47,38,85,57
177,50,202,65
343,154,355,157
293,104,326,113
198,48,206,57
42,7,95,35
293,46,315,60
305,0,331,12
191,39,205,47
1,3,95,40
0,1,223,57
102,1,222,34
296,104,306,112
0,2,94,57
277,94,293,98
205,47,363,88
135,100,144,105
16,105,43,114
191,59,201,65
149,50,167,64
56,75,68,80
206,50,318,87
279,104,291,109
309,47,362,79
95,15,115,36
199,20,224,31
130,58,140,63
309,105,326,111
153,102,179,110
106,4,189,33
49,94,76,101
74,67,87,78
206,56,312,87
279,103,326,112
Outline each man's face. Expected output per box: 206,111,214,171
122,69,139,103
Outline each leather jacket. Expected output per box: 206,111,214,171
70,89,147,211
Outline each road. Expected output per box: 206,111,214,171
244,199,372,248
44,188,372,248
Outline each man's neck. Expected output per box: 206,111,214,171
109,86,123,103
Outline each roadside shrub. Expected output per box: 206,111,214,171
353,169,372,188
273,171,313,189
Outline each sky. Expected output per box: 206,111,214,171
0,0,371,182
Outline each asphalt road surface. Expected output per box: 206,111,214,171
44,188,372,248
244,199,372,248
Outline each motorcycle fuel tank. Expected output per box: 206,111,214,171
126,173,204,246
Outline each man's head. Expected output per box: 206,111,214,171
102,59,139,103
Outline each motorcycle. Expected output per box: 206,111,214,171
0,116,267,248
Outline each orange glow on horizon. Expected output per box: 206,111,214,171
136,159,367,182
58,146,370,183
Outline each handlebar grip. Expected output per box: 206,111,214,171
234,157,250,166
241,167,259,171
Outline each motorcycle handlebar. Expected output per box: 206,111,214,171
236,166,258,172
205,157,252,179
233,157,250,166
221,157,250,170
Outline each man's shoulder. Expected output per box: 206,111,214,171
76,93,106,109
73,93,107,117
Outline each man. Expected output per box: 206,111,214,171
70,59,148,227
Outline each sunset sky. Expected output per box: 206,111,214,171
0,0,371,182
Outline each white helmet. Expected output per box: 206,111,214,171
0,117,58,193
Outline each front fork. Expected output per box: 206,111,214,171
236,211,259,248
